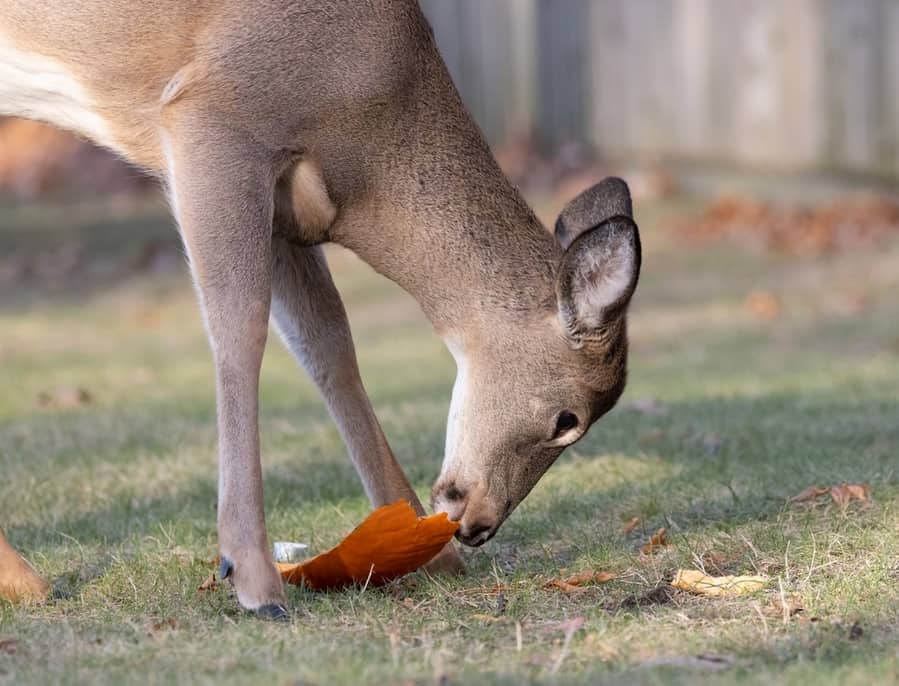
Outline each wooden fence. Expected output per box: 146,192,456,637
420,0,899,178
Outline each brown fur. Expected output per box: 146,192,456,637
1,0,639,611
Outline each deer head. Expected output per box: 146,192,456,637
431,177,641,545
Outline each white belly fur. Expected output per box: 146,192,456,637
0,31,113,149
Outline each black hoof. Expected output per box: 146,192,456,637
219,556,234,580
255,603,290,621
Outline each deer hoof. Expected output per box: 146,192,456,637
424,543,466,576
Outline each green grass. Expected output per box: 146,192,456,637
1,191,898,685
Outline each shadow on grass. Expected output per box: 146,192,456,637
9,378,896,553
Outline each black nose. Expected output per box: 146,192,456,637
457,522,493,547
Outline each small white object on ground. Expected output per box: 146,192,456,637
272,541,308,564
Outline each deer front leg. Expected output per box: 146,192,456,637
162,122,286,616
270,239,464,574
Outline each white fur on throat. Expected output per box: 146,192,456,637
441,339,469,479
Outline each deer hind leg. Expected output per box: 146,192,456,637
161,119,286,616
270,236,464,575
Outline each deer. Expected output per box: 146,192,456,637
0,0,641,619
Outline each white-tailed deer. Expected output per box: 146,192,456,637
1,1,640,618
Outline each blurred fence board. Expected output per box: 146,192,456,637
420,0,899,178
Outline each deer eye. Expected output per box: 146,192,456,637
553,411,579,438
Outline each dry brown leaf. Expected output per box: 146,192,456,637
278,501,458,591
675,194,899,257
0,639,18,655
197,572,218,592
745,290,783,320
830,483,871,509
789,483,871,509
544,570,616,592
789,486,829,503
35,386,92,410
148,618,178,636
0,530,49,603
768,592,806,621
672,569,768,597
621,516,640,534
699,551,729,574
641,528,669,555
845,484,871,500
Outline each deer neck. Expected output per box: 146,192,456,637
329,65,562,346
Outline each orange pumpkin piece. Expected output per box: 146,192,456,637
0,529,49,603
277,501,459,591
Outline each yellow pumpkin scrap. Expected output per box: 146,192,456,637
672,569,768,597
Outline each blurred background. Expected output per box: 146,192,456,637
3,4,899,679
1,0,897,436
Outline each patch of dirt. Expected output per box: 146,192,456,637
675,193,899,255
607,583,678,611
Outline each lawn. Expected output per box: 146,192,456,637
1,185,898,685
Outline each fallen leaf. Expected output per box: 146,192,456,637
789,483,871,509
621,516,640,534
789,485,829,503
35,386,92,410
197,572,218,592
148,618,178,635
745,290,782,320
675,193,899,257
0,639,18,655
0,530,49,603
768,593,805,621
672,569,768,597
641,528,669,555
277,501,459,591
845,484,871,500
830,483,871,509
544,570,616,592
699,551,729,574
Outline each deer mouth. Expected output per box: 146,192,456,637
455,523,496,547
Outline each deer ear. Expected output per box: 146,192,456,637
554,176,633,250
555,178,641,339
